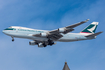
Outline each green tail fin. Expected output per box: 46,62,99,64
80,22,99,33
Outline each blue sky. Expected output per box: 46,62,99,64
0,0,105,70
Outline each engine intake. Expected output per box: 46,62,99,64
40,33,48,37
58,28,66,33
38,43,44,47
29,41,37,45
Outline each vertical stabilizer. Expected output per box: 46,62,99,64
80,22,99,34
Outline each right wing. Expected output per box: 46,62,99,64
49,19,89,34
33,19,89,40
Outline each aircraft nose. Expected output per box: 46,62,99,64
2,30,8,34
2,30,5,33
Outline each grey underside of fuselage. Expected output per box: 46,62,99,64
4,30,93,42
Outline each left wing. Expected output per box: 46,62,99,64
33,19,89,40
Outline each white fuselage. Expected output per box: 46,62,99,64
2,26,95,42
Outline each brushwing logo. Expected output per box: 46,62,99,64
87,24,96,33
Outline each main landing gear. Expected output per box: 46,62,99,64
48,39,54,46
43,43,47,47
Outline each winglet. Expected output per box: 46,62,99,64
85,19,90,22
66,19,90,29
85,31,103,37
80,19,90,23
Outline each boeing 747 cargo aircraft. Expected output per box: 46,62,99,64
2,19,102,47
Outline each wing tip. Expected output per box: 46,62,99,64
83,19,89,23
100,31,103,33
86,19,90,22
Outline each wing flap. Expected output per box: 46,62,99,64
48,33,63,40
63,28,74,34
85,32,103,37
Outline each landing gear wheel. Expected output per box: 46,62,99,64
11,37,14,42
43,42,47,47
12,39,14,42
48,39,54,46
44,45,47,47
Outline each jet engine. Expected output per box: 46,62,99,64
38,43,46,47
40,33,48,37
58,28,66,32
29,41,37,45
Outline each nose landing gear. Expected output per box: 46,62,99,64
12,39,14,42
11,37,14,42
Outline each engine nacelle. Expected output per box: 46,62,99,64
40,33,48,37
38,43,44,47
29,41,37,45
58,28,66,33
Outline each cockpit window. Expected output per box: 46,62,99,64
4,28,16,30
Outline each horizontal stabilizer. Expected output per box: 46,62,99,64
85,32,103,37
